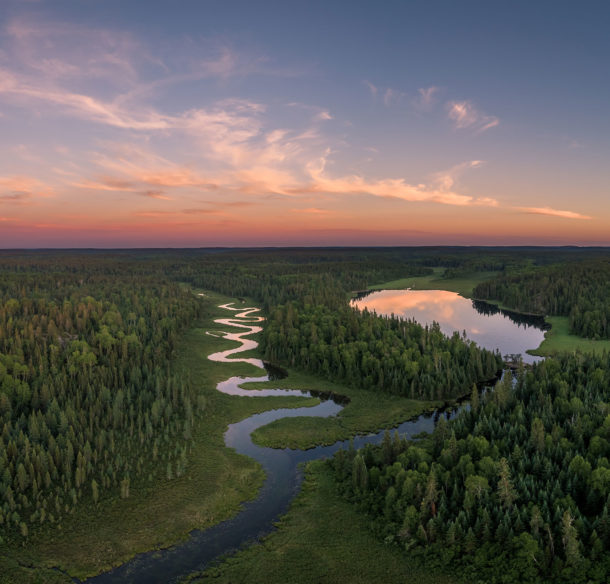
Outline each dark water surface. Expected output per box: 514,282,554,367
351,289,547,364
82,301,484,583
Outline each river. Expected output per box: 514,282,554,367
83,298,512,583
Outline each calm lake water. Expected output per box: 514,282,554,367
351,289,548,365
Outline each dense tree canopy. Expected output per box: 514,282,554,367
474,260,610,339
0,259,201,543
330,354,610,583
2,246,610,584
179,249,503,400
261,301,501,400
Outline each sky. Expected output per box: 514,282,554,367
0,0,609,247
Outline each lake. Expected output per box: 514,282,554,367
351,289,548,364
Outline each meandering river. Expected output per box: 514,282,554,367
84,295,535,583
83,303,461,583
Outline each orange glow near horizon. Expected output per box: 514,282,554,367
0,10,609,247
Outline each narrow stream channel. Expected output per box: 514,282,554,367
83,303,463,584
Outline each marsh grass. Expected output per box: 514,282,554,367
187,461,457,584
246,371,438,449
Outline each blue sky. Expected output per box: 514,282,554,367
0,0,609,246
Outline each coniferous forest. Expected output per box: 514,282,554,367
0,257,201,543
331,355,610,583
473,260,610,339
0,247,608,584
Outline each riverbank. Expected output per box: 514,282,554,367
185,460,457,584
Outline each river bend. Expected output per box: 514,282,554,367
83,303,453,584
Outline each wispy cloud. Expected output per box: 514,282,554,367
74,178,173,200
3,15,570,235
0,17,499,214
516,206,592,220
181,208,223,215
0,16,296,136
383,88,405,107
303,152,496,207
433,160,485,191
314,109,333,121
363,81,404,106
139,190,172,200
291,207,331,214
412,86,440,110
447,100,499,133
286,102,333,123
0,176,53,201
363,80,378,97
0,192,31,203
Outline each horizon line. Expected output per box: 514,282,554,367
1,245,610,251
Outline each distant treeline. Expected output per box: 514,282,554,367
330,354,610,583
474,260,610,339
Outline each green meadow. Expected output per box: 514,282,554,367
528,316,610,356
246,370,438,449
368,267,498,298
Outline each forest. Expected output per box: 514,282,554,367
178,248,503,399
0,248,501,545
261,301,501,400
330,355,610,583
0,247,608,584
0,256,201,544
474,259,610,339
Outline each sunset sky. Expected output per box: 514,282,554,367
1,0,609,247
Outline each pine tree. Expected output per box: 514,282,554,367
497,457,516,509
352,454,368,492
470,383,479,412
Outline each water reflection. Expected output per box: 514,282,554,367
351,289,546,364
471,299,549,330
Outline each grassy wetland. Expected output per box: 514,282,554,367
185,461,457,584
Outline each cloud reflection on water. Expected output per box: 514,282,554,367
351,289,546,364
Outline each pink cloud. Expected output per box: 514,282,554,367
516,206,592,220
0,176,54,201
290,207,331,214
302,153,496,207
